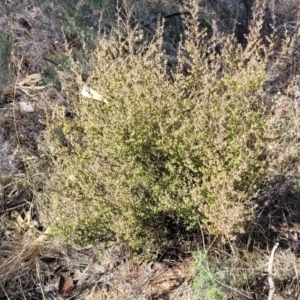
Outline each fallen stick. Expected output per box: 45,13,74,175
268,242,279,300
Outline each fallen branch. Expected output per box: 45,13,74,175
268,242,279,300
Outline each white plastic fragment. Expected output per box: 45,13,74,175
81,85,108,104
19,101,34,112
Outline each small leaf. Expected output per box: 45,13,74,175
24,210,31,226
10,210,20,219
16,214,25,228
5,220,19,230
58,271,74,298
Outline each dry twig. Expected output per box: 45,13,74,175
268,242,279,300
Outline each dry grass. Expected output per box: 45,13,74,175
84,257,196,300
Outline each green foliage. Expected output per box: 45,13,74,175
57,0,116,31
0,33,12,103
41,7,271,253
192,251,224,300
42,66,61,90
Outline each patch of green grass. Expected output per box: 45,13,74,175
42,66,61,90
0,33,12,103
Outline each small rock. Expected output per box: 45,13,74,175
19,101,34,112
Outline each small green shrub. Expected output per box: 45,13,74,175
41,2,273,252
42,66,61,90
192,251,224,300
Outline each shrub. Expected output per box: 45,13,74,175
41,2,272,253
192,251,224,300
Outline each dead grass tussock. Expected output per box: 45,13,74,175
0,239,50,299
